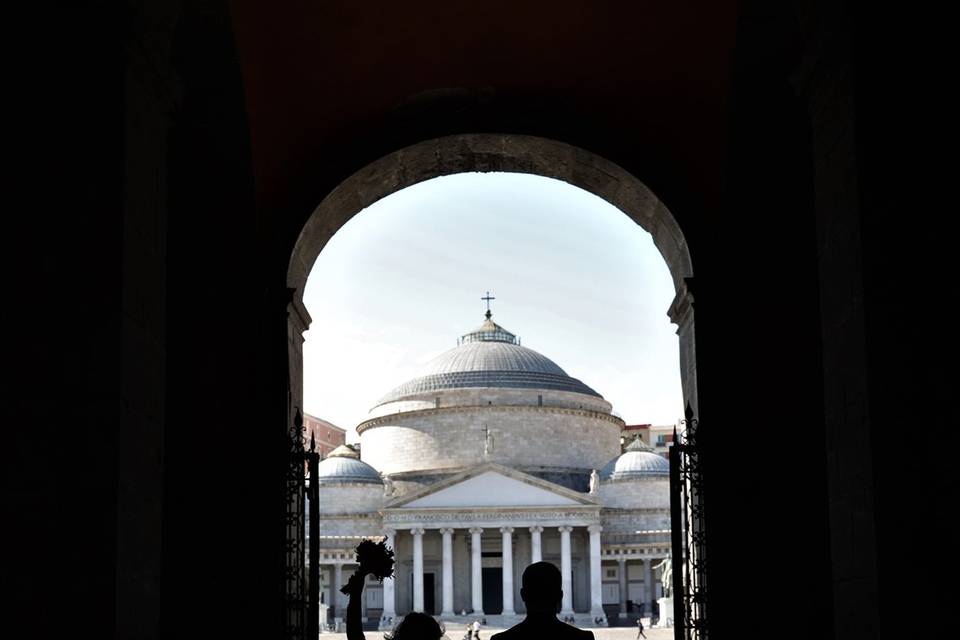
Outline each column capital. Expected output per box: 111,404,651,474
438,527,455,535
469,527,484,535
588,524,603,534
558,525,574,533
528,525,544,533
410,527,425,536
383,528,396,537
617,556,626,565
499,526,515,534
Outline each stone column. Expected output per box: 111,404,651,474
529,526,543,563
588,525,604,619
470,527,484,614
334,563,344,613
382,529,396,623
412,528,425,612
440,528,455,617
500,527,515,615
321,564,330,608
618,558,627,616
558,526,574,615
645,558,655,615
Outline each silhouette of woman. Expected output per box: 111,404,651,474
343,540,444,640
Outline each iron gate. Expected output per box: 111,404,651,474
669,405,708,640
284,409,321,640
284,410,307,639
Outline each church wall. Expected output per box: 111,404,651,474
316,513,383,538
317,484,384,515
393,534,411,613
423,534,442,614
573,532,589,612
513,533,527,614
360,407,620,476
601,510,671,536
454,532,471,613
368,387,613,419
598,479,669,509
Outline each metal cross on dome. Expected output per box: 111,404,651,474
481,291,495,318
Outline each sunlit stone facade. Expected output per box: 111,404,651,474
312,313,671,628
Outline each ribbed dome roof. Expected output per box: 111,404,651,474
600,438,670,481
315,445,382,485
375,313,600,405
420,341,568,377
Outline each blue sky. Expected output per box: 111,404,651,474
303,173,683,439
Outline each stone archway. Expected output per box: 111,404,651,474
286,133,697,428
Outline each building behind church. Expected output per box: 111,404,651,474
303,413,346,457
309,312,671,629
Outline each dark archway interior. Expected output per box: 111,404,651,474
9,1,946,639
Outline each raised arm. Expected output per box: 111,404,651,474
343,538,396,640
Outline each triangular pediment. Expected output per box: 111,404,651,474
387,463,597,509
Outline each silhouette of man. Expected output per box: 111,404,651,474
491,562,594,640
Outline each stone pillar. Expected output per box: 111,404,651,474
382,530,396,623
529,526,543,564
558,526,574,615
470,527,484,614
331,562,346,618
618,558,627,616
645,558,655,615
588,525,604,619
412,528,425,612
500,527,515,615
440,528,455,617
321,563,330,608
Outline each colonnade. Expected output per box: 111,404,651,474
382,524,605,619
611,555,659,616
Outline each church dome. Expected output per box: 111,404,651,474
375,312,600,405
315,445,383,485
599,437,670,482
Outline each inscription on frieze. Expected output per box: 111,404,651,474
382,509,599,524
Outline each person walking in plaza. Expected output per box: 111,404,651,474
636,617,647,639
491,562,594,640
472,618,482,639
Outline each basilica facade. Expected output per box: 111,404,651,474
311,312,671,628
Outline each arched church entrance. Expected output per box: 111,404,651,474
285,134,700,634
288,134,696,416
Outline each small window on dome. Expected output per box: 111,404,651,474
538,395,543,406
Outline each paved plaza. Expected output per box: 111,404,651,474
319,622,673,640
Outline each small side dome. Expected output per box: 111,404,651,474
316,445,382,485
600,437,669,482
328,444,360,459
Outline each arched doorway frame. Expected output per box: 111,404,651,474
286,133,697,424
